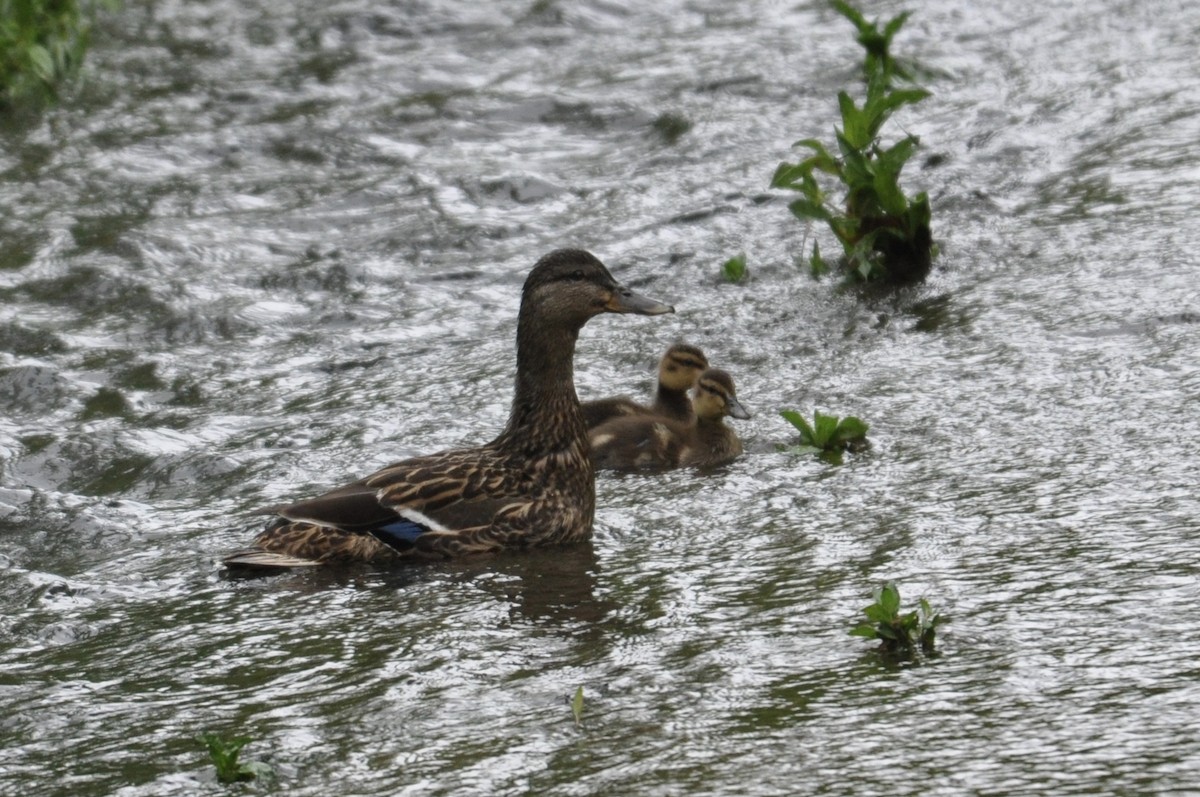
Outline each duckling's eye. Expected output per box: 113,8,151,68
571,269,586,281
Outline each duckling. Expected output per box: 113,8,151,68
581,343,709,429
223,249,674,569
589,368,750,471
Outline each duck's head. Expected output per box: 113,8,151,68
658,343,709,391
693,368,751,421
522,249,674,328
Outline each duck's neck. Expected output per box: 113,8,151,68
653,384,693,420
495,313,587,454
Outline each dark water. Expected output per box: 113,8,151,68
3,0,1200,794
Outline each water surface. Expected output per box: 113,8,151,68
3,1,1200,795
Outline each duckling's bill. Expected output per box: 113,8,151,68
727,395,752,420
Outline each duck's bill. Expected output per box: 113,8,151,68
727,397,752,420
607,286,675,315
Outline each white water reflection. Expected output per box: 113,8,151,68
2,0,1200,795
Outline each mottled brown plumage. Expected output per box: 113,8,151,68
580,343,709,429
223,249,673,569
589,368,750,471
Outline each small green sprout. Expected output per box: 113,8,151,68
780,409,869,464
571,686,584,729
721,252,748,283
830,0,916,84
849,583,942,658
199,732,273,784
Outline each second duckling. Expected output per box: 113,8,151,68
581,343,709,429
589,368,750,471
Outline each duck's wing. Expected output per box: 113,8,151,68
312,444,523,532
228,447,526,568
588,417,686,471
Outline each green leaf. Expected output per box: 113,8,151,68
879,135,919,174
792,137,832,156
874,624,898,641
199,733,257,783
872,170,907,217
908,192,932,226
781,444,822,456
780,409,814,438
879,583,901,615
812,412,839,448
721,253,747,283
792,139,840,174
863,604,892,624
834,416,869,442
849,623,878,639
770,162,809,189
571,686,584,727
28,45,55,81
882,11,911,40
830,0,869,32
837,92,870,149
809,241,828,278
879,88,931,115
802,153,841,177
836,136,872,185
855,256,875,280
788,197,832,223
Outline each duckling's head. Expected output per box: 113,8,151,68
658,343,709,391
692,368,751,421
522,249,674,329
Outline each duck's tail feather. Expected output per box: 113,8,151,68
222,549,324,570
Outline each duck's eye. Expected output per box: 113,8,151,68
571,269,586,281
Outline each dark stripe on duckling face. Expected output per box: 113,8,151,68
694,368,751,420
662,343,709,374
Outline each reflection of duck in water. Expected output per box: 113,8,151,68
478,544,612,627
589,369,751,471
223,249,673,570
581,343,709,429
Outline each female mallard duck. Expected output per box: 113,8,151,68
581,343,709,429
223,249,673,569
589,368,750,471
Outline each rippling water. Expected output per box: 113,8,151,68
3,0,1200,794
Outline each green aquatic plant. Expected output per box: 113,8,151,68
831,0,914,84
780,409,868,464
652,112,692,144
0,0,112,107
771,1,934,284
198,733,273,784
850,583,942,658
571,686,584,729
721,252,748,283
